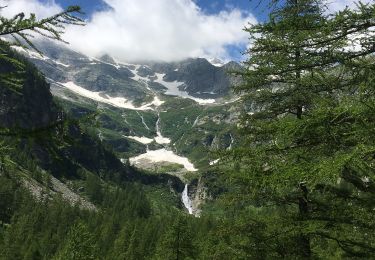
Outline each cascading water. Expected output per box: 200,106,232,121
136,111,150,130
227,133,234,150
154,113,171,144
128,112,197,171
182,184,194,215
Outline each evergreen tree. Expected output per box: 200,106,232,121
55,222,98,260
0,5,84,92
85,174,103,204
124,226,144,260
154,216,195,260
111,222,133,259
228,0,375,257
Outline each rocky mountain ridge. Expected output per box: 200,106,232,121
0,45,185,208
17,40,241,104
15,40,242,171
12,41,243,213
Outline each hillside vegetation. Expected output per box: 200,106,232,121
0,1,375,259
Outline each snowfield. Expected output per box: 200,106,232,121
125,136,154,144
129,149,197,172
59,81,163,111
154,73,216,105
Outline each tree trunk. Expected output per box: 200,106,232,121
298,182,311,258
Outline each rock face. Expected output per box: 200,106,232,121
12,40,242,194
0,48,58,130
159,58,235,98
186,177,210,216
25,40,241,102
22,175,97,211
0,46,185,191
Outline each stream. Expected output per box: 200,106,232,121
127,104,197,214
182,184,193,214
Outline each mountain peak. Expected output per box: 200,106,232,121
208,58,225,67
99,54,117,65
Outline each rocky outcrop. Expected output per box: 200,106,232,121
25,40,241,101
186,177,210,216
0,48,58,130
0,46,183,192
153,58,240,99
22,174,96,211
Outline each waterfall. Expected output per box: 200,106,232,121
136,111,150,130
156,113,161,135
182,184,194,215
154,113,171,144
192,115,200,128
227,133,234,150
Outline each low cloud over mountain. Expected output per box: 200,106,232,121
0,0,256,62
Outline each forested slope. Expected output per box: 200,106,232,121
0,1,375,259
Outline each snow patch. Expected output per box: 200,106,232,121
131,73,148,82
154,73,215,105
12,46,49,61
154,135,171,145
151,96,165,106
136,111,150,130
155,115,171,144
12,46,71,68
125,136,154,144
58,81,161,110
208,58,225,67
53,60,70,67
89,56,121,69
209,159,220,166
129,149,197,172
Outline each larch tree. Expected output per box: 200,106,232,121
0,5,84,91
227,0,375,257
0,5,84,169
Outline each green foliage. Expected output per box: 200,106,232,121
55,222,98,260
0,4,212,260
85,173,103,204
222,0,375,258
0,5,83,48
154,216,196,260
0,170,221,260
0,5,84,92
159,98,236,167
1,1,375,259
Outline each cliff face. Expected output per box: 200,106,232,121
0,45,184,190
187,177,210,216
0,48,58,130
0,46,123,180
0,47,130,178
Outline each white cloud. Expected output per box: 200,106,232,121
0,0,62,19
62,0,256,62
327,0,373,13
2,0,373,62
1,0,255,62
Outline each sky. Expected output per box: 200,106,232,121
51,0,263,18
0,0,372,63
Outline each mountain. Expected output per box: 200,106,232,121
24,40,240,100
146,57,241,99
0,45,184,199
15,40,241,175
0,47,191,257
0,49,58,130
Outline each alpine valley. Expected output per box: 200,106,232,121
2,1,375,258
14,40,243,215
